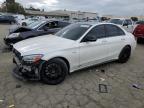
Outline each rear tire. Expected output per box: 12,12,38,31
40,58,68,85
118,46,131,63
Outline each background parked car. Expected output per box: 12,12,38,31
0,15,16,24
109,18,134,33
13,14,25,23
17,18,39,26
4,20,70,47
133,20,144,43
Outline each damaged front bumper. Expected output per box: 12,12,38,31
13,57,44,81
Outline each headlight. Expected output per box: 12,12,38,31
8,33,20,38
22,54,43,64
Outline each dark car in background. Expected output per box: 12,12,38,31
0,15,16,24
133,21,144,43
4,20,70,47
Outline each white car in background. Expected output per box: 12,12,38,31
13,22,136,85
17,18,39,26
13,14,25,23
110,18,134,33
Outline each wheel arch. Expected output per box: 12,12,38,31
118,44,132,58
124,45,131,49
43,56,70,73
120,45,131,55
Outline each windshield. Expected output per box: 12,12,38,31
28,21,45,29
55,23,91,40
110,19,124,25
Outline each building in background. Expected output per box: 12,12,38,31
25,9,70,20
25,9,98,21
50,10,98,21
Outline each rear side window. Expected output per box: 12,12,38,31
86,25,105,39
105,24,125,37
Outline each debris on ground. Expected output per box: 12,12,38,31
95,69,99,72
15,84,22,88
0,99,4,103
8,104,15,108
99,84,108,93
101,69,105,73
132,84,140,89
100,78,105,82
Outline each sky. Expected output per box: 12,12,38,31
0,0,144,16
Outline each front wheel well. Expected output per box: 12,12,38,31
44,57,70,73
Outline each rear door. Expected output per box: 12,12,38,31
104,24,126,59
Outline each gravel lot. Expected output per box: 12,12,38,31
0,24,144,108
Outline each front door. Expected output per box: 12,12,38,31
79,25,110,68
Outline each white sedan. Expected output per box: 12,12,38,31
13,22,136,85
17,18,39,26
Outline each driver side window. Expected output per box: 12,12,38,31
39,22,58,30
85,25,106,39
38,23,49,31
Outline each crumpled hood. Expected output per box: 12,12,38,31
13,35,76,56
9,25,32,34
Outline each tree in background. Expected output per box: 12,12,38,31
1,1,25,14
25,5,41,11
131,17,138,22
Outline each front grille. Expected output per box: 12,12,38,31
13,48,22,60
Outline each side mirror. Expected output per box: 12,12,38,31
83,35,97,42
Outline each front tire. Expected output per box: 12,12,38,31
118,46,131,63
40,58,68,85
